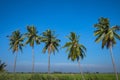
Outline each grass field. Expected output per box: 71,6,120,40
0,72,120,80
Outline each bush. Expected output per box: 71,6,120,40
0,72,9,80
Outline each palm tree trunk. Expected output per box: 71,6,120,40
48,53,50,74
32,47,34,73
78,60,85,80
109,46,119,80
14,52,18,73
48,45,52,74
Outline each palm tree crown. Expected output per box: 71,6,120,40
25,26,40,47
94,17,120,48
9,30,24,53
63,32,86,61
42,29,60,54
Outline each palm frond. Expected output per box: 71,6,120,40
111,26,120,31
63,42,72,48
95,32,104,43
113,32,120,40
79,44,87,51
102,36,108,49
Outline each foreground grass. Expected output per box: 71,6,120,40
0,72,120,80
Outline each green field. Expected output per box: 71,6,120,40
0,72,120,80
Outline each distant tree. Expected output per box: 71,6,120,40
63,32,86,80
41,29,60,74
96,72,99,74
94,17,120,80
8,30,24,73
0,60,6,72
25,26,40,73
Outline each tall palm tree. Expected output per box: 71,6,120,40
63,32,86,80
8,30,24,73
94,17,120,80
25,26,40,73
41,29,60,74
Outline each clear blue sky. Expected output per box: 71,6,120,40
0,0,120,73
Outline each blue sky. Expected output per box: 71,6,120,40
0,0,120,73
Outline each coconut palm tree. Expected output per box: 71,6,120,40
0,60,6,72
25,26,40,73
41,29,60,74
94,17,120,80
63,32,86,80
8,30,24,73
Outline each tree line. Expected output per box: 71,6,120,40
7,17,120,80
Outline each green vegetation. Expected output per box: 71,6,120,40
0,73,120,80
0,60,6,72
